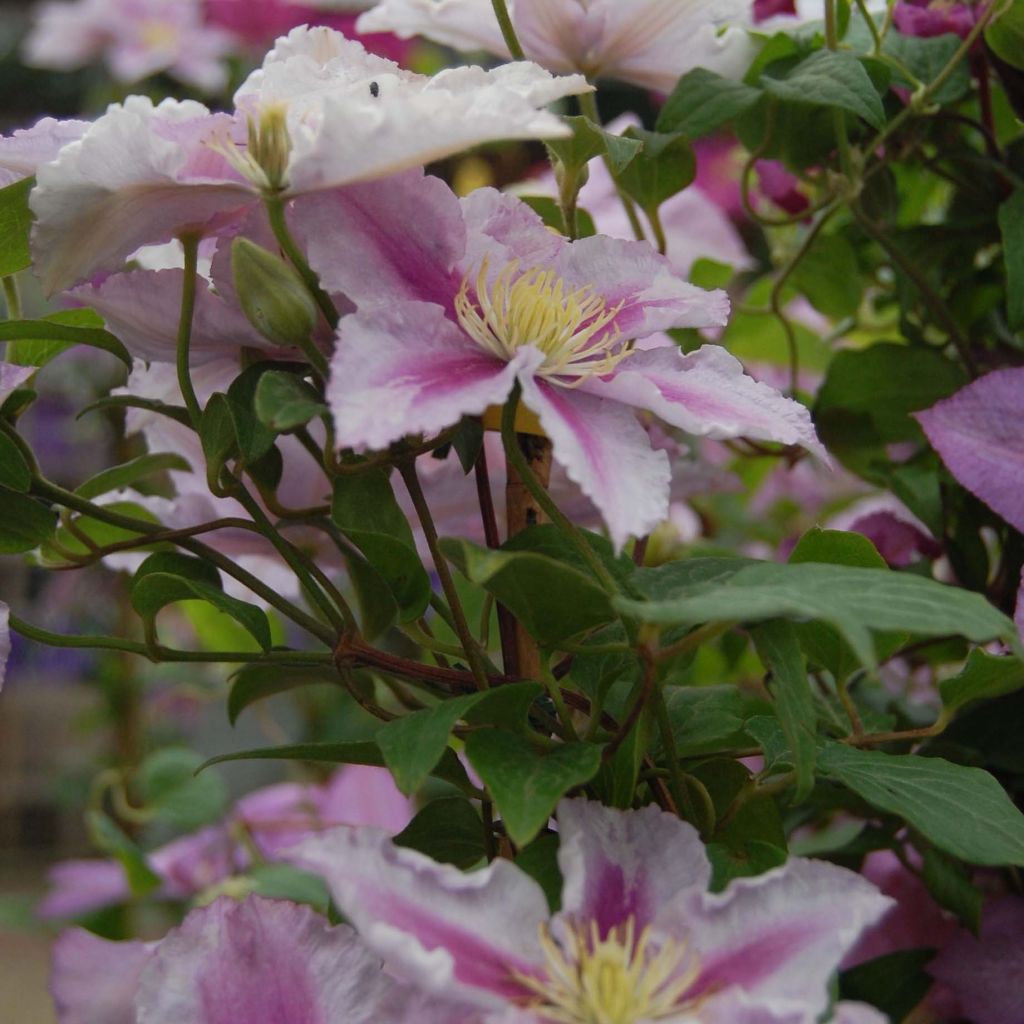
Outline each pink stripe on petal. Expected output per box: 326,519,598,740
328,301,531,452
585,344,826,457
519,374,670,551
556,799,711,938
289,826,549,1007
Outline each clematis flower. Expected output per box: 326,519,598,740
24,0,234,91
291,798,892,1023
303,177,823,549
39,766,414,919
893,0,979,40
29,25,589,294
357,0,757,91
50,894,460,1024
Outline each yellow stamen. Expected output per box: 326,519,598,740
513,917,702,1024
455,259,630,386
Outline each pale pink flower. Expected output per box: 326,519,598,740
302,176,822,549
50,895,457,1024
0,362,34,403
291,798,892,1023
0,117,90,188
357,0,757,91
24,0,233,91
30,26,589,294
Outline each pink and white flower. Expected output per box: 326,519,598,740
305,177,822,549
0,117,90,189
50,895,459,1024
30,25,589,293
357,0,757,91
291,798,892,1023
24,0,234,91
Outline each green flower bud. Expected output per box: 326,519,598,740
231,238,318,350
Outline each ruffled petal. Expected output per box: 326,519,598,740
0,116,90,187
916,367,1024,533
31,96,251,293
686,857,893,1023
357,0,509,55
295,170,466,312
555,798,711,937
289,826,550,1007
328,301,532,452
50,929,153,1024
460,188,564,280
584,345,826,457
519,374,670,551
134,895,395,1024
68,269,276,364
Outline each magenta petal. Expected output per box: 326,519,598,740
51,929,153,1024
556,799,711,937
688,858,892,1021
317,765,416,835
916,367,1024,532
296,171,466,313
928,895,1024,1024
289,826,549,1007
328,301,530,452
135,895,390,1024
584,345,826,457
519,375,670,551
69,269,275,364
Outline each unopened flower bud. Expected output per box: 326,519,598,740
231,238,317,349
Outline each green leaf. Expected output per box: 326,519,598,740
661,685,771,757
86,810,161,898
818,744,1024,865
441,537,614,646
616,561,1017,670
77,393,191,429
515,833,563,912
615,128,695,218
332,471,430,624
247,864,330,911
921,846,982,930
789,527,887,570
939,649,1024,716
0,316,132,368
227,663,338,725
253,370,326,432
199,393,238,484
0,485,55,552
225,365,278,465
546,116,642,179
136,747,227,831
883,32,970,103
999,188,1024,329
657,68,763,138
788,233,861,319
519,196,597,238
986,0,1024,71
751,622,817,801
0,432,31,492
75,453,190,501
464,731,602,846
131,562,272,651
394,797,485,869
0,177,32,278
839,950,936,1023
376,683,542,796
761,50,886,129
198,741,474,794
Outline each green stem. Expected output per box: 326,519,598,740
264,193,338,361
651,684,698,827
541,659,580,741
176,234,203,429
853,0,883,52
399,458,491,691
489,0,526,60
2,276,21,320
500,383,619,597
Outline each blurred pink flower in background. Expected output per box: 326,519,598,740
893,0,980,40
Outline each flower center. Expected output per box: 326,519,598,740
514,917,702,1024
138,19,180,51
208,103,292,192
455,260,629,385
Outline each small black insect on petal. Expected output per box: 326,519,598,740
369,81,380,98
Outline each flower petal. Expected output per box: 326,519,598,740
68,269,276,364
357,0,509,56
519,374,670,551
687,857,892,1022
51,929,153,1024
0,116,89,187
555,798,711,937
0,601,8,691
31,96,250,294
830,1003,889,1024
328,301,532,452
915,367,1024,533
0,362,34,404
289,826,550,1007
134,895,392,1024
295,170,466,312
460,187,564,279
38,859,130,919
584,345,826,456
